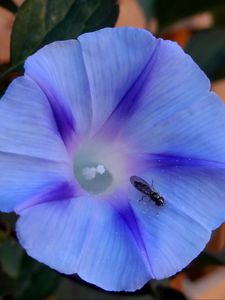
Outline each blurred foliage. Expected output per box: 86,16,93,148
138,0,155,19
0,238,23,278
0,244,61,299
154,0,225,29
214,4,225,27
193,251,225,268
185,29,225,81
0,0,18,14
137,0,225,81
139,0,225,29
3,0,119,78
1,0,225,299
155,287,188,300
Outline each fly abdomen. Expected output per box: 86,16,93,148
150,191,165,206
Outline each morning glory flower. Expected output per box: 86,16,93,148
1,27,225,291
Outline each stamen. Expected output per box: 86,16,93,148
82,167,97,180
82,164,106,181
96,164,105,175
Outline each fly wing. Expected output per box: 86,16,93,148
130,175,150,187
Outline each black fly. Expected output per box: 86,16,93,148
130,176,165,206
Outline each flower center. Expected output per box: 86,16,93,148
73,139,130,195
74,162,113,195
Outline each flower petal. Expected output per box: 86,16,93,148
0,154,72,213
16,197,150,291
120,39,211,146
25,28,159,137
128,156,225,278
0,76,71,212
126,92,225,276
25,40,92,143
78,27,158,134
0,76,68,161
128,92,225,161
134,162,225,230
130,198,210,279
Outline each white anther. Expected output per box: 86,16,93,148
96,164,105,175
82,167,97,180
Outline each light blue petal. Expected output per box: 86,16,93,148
121,39,210,147
16,197,150,291
130,197,210,279
129,92,225,161
25,40,92,141
25,28,158,137
0,77,71,212
0,154,72,213
126,91,225,278
135,162,225,230
0,76,68,161
78,27,157,134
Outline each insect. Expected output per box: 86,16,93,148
130,176,165,206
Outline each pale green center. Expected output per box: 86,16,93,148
74,160,113,194
73,139,127,195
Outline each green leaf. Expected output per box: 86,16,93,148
0,230,8,243
55,278,154,300
11,0,119,66
156,287,188,300
138,0,155,19
213,4,225,27
0,212,17,240
0,238,23,278
185,28,225,81
194,251,225,267
155,0,225,29
0,212,17,228
17,266,61,300
0,0,17,14
0,271,20,297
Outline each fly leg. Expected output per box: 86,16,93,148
140,195,147,201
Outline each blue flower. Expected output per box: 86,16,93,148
1,27,225,291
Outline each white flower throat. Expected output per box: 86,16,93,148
73,139,129,195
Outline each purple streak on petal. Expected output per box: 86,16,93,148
15,181,78,214
25,74,76,155
0,76,69,162
107,192,154,277
135,153,225,171
95,40,159,140
0,148,72,213
78,28,158,136
130,198,210,279
137,164,225,232
17,196,150,291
